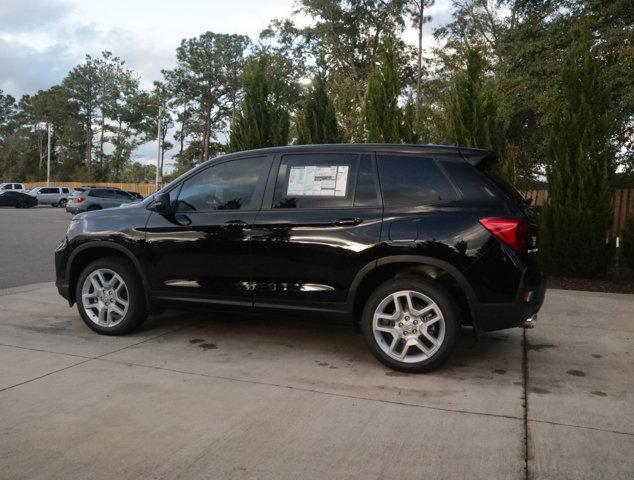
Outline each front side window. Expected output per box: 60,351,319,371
273,153,358,209
175,156,269,212
377,154,457,207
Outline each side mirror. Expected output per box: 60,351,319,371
150,192,171,213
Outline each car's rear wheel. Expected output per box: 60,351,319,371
361,276,459,373
58,198,67,208
87,205,101,211
76,257,147,335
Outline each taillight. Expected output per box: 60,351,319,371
75,197,86,203
480,218,528,252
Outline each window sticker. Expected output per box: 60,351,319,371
287,165,349,197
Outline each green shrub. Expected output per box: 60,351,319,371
539,34,615,278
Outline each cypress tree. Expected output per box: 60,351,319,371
540,35,615,277
446,49,510,179
365,35,401,143
296,73,340,144
229,54,289,152
400,95,418,143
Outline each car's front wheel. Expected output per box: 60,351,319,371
361,277,459,373
76,257,147,335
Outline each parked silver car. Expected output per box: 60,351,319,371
29,186,71,207
66,187,138,214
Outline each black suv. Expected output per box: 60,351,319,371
55,144,545,372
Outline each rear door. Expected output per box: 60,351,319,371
250,151,383,312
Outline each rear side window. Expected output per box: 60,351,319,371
377,154,457,206
88,189,113,198
354,154,380,207
440,161,500,201
62,188,69,194
273,153,358,209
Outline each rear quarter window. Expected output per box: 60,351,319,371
440,161,501,202
377,154,457,207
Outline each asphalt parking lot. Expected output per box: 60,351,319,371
0,206,71,288
0,207,632,479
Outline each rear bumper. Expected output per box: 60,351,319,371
474,270,546,332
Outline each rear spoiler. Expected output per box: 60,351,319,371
458,147,498,167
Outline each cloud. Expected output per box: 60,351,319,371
0,0,71,32
0,37,75,96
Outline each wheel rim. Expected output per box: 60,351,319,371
372,290,446,363
81,268,129,328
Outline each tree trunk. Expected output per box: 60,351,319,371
85,111,92,167
202,106,211,162
99,107,105,164
415,4,424,126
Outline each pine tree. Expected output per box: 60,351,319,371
365,35,401,143
229,53,289,152
540,35,615,277
296,74,340,144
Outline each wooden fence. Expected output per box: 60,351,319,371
522,188,634,236
25,182,162,197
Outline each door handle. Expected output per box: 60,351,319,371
222,220,248,229
334,217,363,226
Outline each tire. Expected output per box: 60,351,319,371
361,276,459,373
75,257,147,335
87,205,101,211
58,198,67,208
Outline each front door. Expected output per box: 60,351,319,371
250,152,383,313
143,155,272,306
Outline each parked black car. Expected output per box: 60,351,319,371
55,144,545,372
0,191,38,208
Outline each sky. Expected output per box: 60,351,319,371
0,0,453,170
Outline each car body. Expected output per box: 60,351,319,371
0,183,26,192
65,187,139,214
0,190,38,208
29,186,71,207
55,144,546,371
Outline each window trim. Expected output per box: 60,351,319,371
171,154,273,214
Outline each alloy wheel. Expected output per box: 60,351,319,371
372,290,446,363
81,268,129,327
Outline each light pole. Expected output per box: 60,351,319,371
155,106,162,191
46,122,51,186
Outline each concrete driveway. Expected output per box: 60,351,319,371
0,283,632,479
